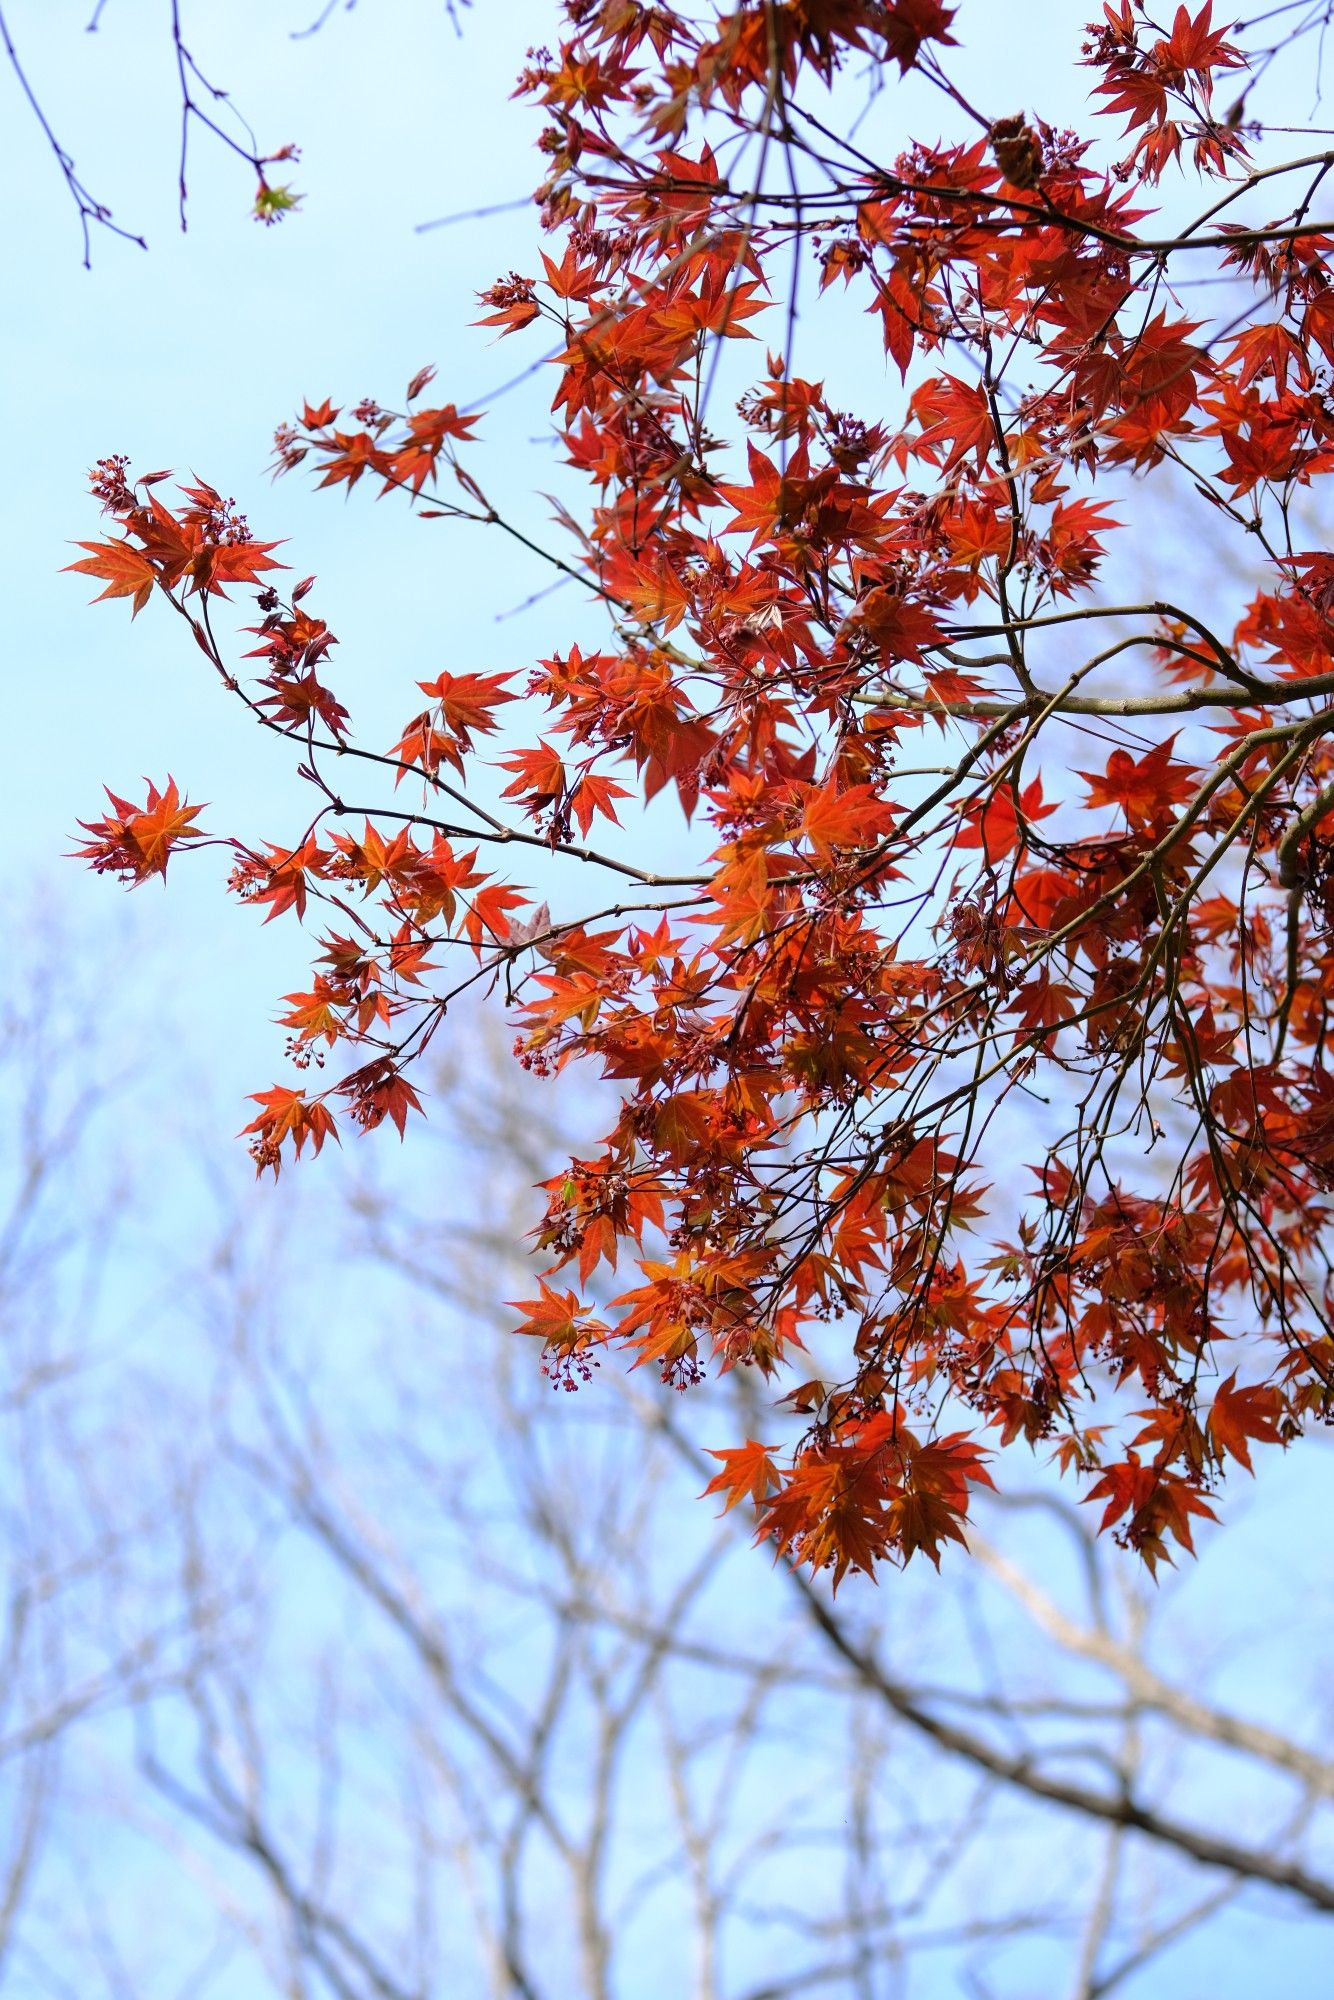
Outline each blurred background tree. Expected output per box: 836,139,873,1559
0,937,1330,1997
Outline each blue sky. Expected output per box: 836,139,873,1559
2,0,568,1105
2,5,1334,1996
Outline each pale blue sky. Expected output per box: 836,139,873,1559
2,6,1333,1996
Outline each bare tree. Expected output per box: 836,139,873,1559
0,942,1329,1997
0,908,268,1994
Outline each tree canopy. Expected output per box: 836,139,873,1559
65,0,1334,1582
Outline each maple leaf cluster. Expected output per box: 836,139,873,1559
71,0,1334,1582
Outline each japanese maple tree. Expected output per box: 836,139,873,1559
69,1,1334,1582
